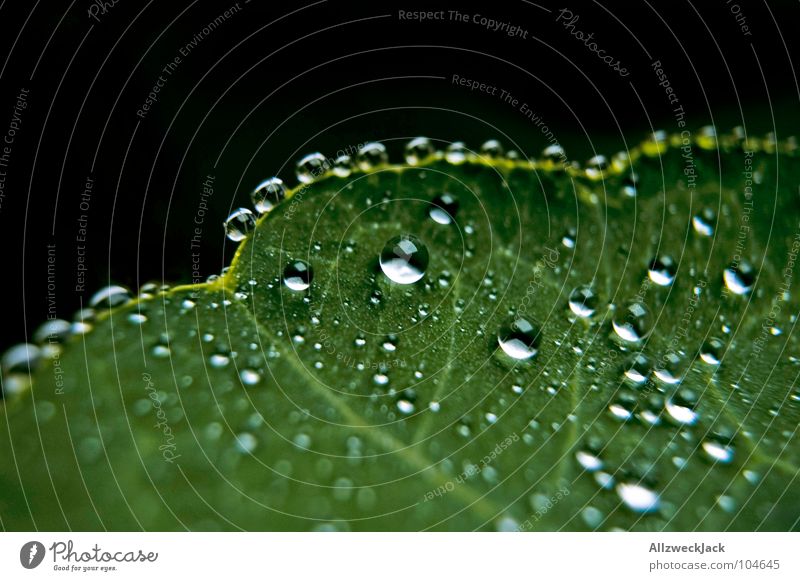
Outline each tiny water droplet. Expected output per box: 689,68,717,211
480,139,503,158
240,368,261,386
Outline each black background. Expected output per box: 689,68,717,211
0,0,797,353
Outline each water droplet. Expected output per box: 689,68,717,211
665,389,699,426
283,260,314,291
700,337,726,365
445,142,468,164
428,401,441,412
396,399,415,414
561,227,577,249
622,352,652,385
373,373,389,386
381,335,397,352
210,352,230,368
152,344,171,358
128,312,148,324
379,235,428,284
497,317,541,361
89,285,132,309
653,351,686,384
33,319,71,345
692,208,716,236
724,261,755,295
356,142,388,171
240,368,261,386
224,208,256,241
612,301,654,343
648,255,677,286
332,155,353,177
235,432,258,453
617,482,660,513
576,450,603,472
581,506,605,528
428,193,459,225
702,435,734,463
480,139,503,158
296,152,329,183
404,137,434,165
1,343,41,374
251,177,286,214
542,144,566,165
568,285,599,318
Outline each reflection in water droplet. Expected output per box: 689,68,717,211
251,177,286,214
283,260,314,291
497,318,541,361
332,155,353,177
617,482,660,513
404,137,434,165
428,193,459,225
723,261,755,295
648,255,677,286
379,235,429,284
612,301,654,343
568,285,599,318
224,208,256,241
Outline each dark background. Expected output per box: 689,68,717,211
0,0,797,353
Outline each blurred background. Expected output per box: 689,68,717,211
0,0,797,352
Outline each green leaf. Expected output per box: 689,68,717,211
2,134,799,531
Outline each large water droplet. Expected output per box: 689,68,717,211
428,193,459,225
648,255,677,286
33,319,72,345
702,436,735,464
296,152,329,184
379,235,428,284
356,142,388,171
665,389,699,426
497,318,541,361
568,285,599,318
700,337,726,365
480,139,503,159
283,260,314,291
653,351,686,384
692,208,716,236
622,352,652,385
89,285,132,309
224,208,256,241
251,177,286,214
404,137,434,165
723,261,755,295
1,343,41,374
445,142,468,164
612,301,654,343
